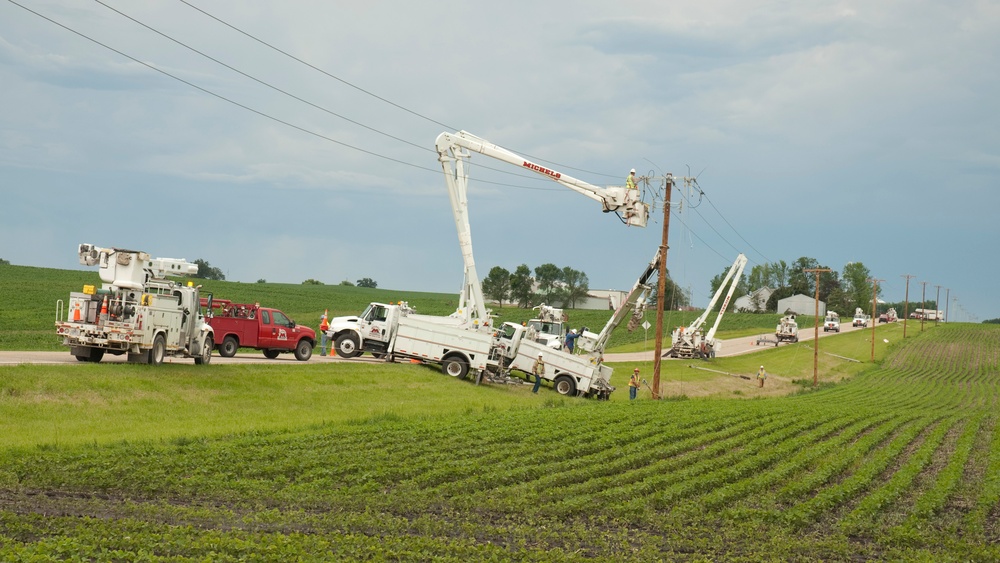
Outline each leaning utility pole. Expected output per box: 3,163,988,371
652,175,674,400
901,274,914,338
869,278,883,361
920,281,928,332
805,268,830,386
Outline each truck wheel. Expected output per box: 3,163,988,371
219,336,239,358
554,375,577,396
442,357,469,379
294,340,313,361
335,334,361,359
149,334,166,365
263,349,280,359
89,349,105,363
195,337,213,365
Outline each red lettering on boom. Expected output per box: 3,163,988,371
522,161,562,180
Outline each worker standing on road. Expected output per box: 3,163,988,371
626,168,638,190
532,353,545,394
319,311,330,356
629,368,641,400
757,365,767,388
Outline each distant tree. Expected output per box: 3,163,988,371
841,262,873,312
774,260,789,288
357,277,378,288
766,286,795,312
339,280,355,287
984,318,1000,325
708,264,748,311
302,279,324,285
256,278,267,284
825,287,852,315
560,267,590,309
192,259,225,281
788,257,820,296
482,266,511,308
0,258,9,266
534,263,561,301
509,264,535,308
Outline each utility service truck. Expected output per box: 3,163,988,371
330,249,661,398
667,253,747,359
326,130,652,396
202,298,316,361
55,243,214,365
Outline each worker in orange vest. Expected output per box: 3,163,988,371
319,311,330,356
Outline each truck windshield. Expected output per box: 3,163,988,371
528,320,564,336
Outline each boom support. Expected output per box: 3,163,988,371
435,130,650,326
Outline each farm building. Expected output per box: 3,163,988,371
573,289,627,310
777,293,826,316
734,287,774,312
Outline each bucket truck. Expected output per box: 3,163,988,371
328,130,652,397
55,244,214,365
666,253,747,359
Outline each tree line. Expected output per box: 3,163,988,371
481,263,689,310
713,257,930,316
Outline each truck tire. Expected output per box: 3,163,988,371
219,336,239,358
263,349,281,359
441,357,469,379
554,375,577,396
194,337,213,365
294,339,313,361
335,334,361,359
149,334,166,365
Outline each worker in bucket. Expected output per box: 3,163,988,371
757,365,767,388
629,368,641,400
531,353,545,394
626,168,638,190
319,311,330,356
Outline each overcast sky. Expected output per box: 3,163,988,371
1,1,996,322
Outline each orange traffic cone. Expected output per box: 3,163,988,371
72,302,81,321
99,296,108,321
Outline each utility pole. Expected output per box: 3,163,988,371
901,274,914,338
920,281,928,332
652,175,674,400
935,285,942,326
805,268,830,386
869,278,883,361
945,288,950,323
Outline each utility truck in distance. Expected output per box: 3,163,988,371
202,298,315,361
667,253,747,359
55,244,214,365
823,311,841,332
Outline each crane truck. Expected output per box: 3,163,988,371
666,253,747,359
328,130,652,397
55,244,214,365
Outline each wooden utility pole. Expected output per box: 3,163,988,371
805,268,830,386
920,281,928,332
869,278,883,361
935,285,942,326
945,288,950,323
901,274,914,338
652,175,674,400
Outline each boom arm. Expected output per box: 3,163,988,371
78,243,198,290
686,253,748,342
586,248,660,353
435,130,651,326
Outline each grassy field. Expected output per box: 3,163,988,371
1,262,811,352
4,263,990,560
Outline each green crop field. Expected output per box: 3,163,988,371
2,263,993,560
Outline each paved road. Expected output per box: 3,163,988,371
1,321,883,366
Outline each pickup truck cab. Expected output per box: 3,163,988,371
202,299,315,361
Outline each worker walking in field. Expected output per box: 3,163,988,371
319,311,330,356
629,368,641,400
532,353,545,394
757,365,767,388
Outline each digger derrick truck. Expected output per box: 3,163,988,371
55,244,214,365
666,253,748,359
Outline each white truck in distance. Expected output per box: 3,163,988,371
824,311,841,332
853,307,869,327
55,244,214,365
527,303,568,350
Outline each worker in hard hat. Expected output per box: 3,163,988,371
531,352,545,394
629,368,641,400
757,365,767,388
319,311,330,356
564,328,581,354
626,168,638,190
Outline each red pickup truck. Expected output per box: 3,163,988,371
201,299,315,361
